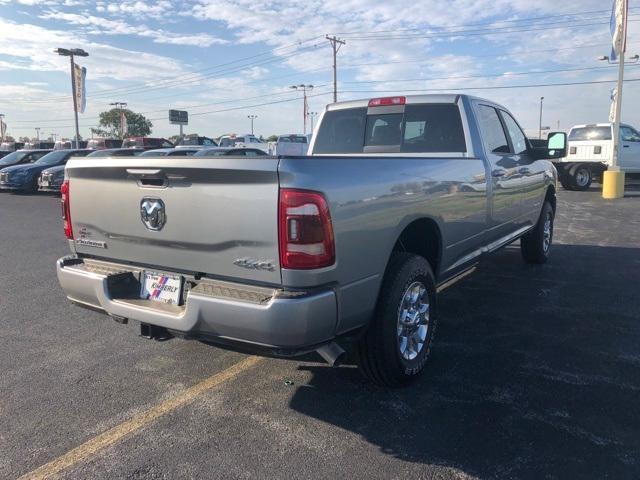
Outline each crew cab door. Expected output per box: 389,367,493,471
473,103,523,240
620,126,640,172
497,109,546,226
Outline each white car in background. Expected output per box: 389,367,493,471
217,134,269,153
274,134,309,156
554,123,640,190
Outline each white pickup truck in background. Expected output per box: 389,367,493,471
553,123,640,190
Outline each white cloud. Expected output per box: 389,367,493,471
39,10,227,47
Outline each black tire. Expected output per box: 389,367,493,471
521,201,554,264
559,172,574,190
569,164,592,191
356,252,437,387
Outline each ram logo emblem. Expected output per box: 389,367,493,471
140,198,166,231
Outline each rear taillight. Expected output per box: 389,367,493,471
368,96,406,107
594,146,602,154
61,179,73,239
279,189,335,269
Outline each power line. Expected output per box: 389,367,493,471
340,17,640,41
340,77,640,94
341,64,640,85
332,6,640,35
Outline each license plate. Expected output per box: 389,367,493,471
140,272,183,305
41,180,49,187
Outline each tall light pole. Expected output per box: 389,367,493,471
50,133,58,142
0,113,5,143
109,102,128,139
290,84,313,134
307,111,318,133
247,114,258,135
538,96,544,139
35,127,40,142
55,48,88,148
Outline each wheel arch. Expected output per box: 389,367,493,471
388,216,443,281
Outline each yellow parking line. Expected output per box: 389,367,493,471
19,355,263,480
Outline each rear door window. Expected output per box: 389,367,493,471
313,107,367,154
476,105,510,154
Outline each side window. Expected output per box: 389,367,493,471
162,141,173,148
203,139,214,145
244,150,260,156
500,111,528,154
621,127,640,142
476,105,510,154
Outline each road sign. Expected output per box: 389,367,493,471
169,110,188,125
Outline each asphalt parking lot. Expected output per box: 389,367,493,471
1,187,639,480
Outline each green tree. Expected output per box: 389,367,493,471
95,108,153,139
266,134,278,142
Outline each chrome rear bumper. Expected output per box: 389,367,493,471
56,256,337,350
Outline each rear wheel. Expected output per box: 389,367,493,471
521,201,554,264
356,253,437,387
570,164,592,191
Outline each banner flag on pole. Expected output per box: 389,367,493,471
610,0,627,61
73,64,87,113
121,110,128,137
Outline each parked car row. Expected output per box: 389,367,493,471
0,146,270,193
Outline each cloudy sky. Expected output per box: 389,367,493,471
0,0,639,140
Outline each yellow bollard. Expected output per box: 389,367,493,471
602,169,625,199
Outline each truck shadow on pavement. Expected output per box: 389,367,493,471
288,244,640,479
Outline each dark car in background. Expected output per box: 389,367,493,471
138,148,198,157
193,147,268,156
0,151,10,159
121,137,174,150
39,148,144,192
0,149,51,169
174,135,218,149
86,138,122,150
0,149,91,192
86,148,145,158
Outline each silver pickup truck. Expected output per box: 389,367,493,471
56,94,566,387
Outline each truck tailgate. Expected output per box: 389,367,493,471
65,156,282,285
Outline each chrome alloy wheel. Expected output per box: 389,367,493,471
575,168,590,187
397,281,430,361
543,213,552,253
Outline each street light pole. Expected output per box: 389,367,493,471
55,48,88,148
0,113,5,143
538,96,544,139
109,102,128,139
307,111,318,132
290,85,313,134
35,127,40,142
247,114,258,135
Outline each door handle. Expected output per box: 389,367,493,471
518,167,531,175
491,169,506,177
623,145,630,148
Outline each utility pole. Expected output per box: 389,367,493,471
55,48,88,148
290,84,313,134
50,133,58,142
110,102,128,139
326,35,345,103
538,96,544,139
247,114,258,135
603,0,630,199
35,127,40,142
307,111,318,133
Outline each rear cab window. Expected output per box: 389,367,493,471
313,103,467,154
569,127,612,141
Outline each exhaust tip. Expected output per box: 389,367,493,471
316,342,347,367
